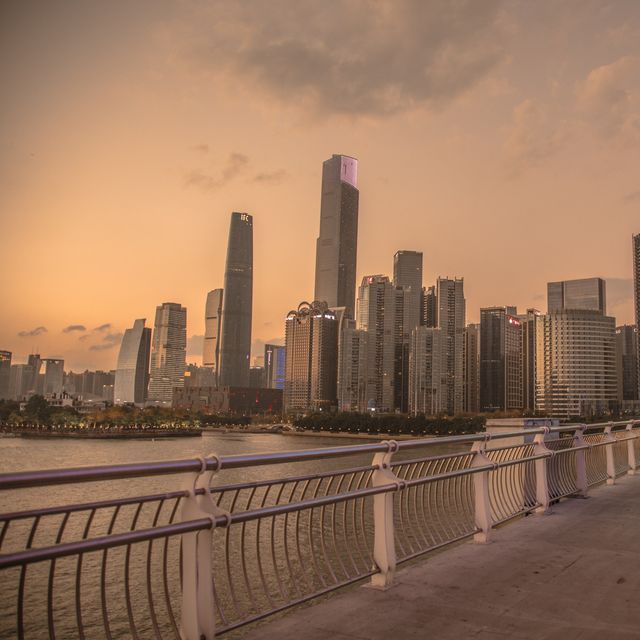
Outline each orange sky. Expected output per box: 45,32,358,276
1,1,639,371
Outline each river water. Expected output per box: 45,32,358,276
0,432,466,639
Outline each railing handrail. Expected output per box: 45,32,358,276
0,420,637,491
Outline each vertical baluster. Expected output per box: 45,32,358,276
604,423,617,485
471,440,493,544
626,422,637,475
533,430,552,515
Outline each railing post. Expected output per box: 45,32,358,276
471,439,493,543
574,425,588,496
180,455,228,640
604,423,616,485
532,429,551,515
370,440,401,589
627,421,637,475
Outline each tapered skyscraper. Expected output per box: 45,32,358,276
219,212,253,387
314,155,359,318
203,289,223,381
114,319,151,405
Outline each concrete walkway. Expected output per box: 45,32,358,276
243,475,640,639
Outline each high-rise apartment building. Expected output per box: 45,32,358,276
284,302,338,413
114,319,151,405
357,275,396,412
148,303,187,405
337,319,368,412
519,309,541,413
479,308,523,412
409,326,446,415
8,364,34,401
0,351,11,400
535,310,617,418
27,354,42,395
219,212,253,388
42,358,64,396
203,289,223,381
634,234,640,398
616,325,638,402
463,324,480,413
436,277,465,414
547,278,607,314
314,155,359,318
421,285,437,327
393,251,423,331
264,344,285,390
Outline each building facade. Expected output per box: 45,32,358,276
421,285,437,327
203,288,223,381
519,309,541,413
284,302,338,413
634,234,640,398
219,212,253,388
616,325,638,401
547,277,607,314
0,351,11,400
535,310,617,418
337,319,368,412
436,277,465,414
463,324,480,413
314,155,359,318
114,319,151,405
409,326,446,415
264,344,285,390
41,358,64,396
148,303,187,405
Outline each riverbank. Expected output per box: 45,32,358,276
202,426,439,441
0,428,202,439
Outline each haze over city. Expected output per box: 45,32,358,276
1,1,639,372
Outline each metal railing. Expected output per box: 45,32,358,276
0,420,638,639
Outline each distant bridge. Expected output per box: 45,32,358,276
0,420,638,639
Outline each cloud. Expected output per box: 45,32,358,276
503,99,566,176
18,326,47,337
623,190,640,204
88,332,123,351
192,144,210,153
185,152,249,191
577,57,640,144
190,0,508,117
252,169,287,184
62,324,86,333
93,323,111,332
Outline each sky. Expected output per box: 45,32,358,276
1,0,639,372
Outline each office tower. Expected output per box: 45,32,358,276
219,212,253,387
547,278,607,314
634,234,640,398
203,289,223,381
518,309,541,413
114,319,152,405
0,351,11,400
409,326,446,416
421,285,437,327
394,251,423,330
8,364,33,400
463,324,480,413
535,310,617,418
357,275,396,412
337,319,368,412
616,325,638,401
41,359,64,396
27,354,42,395
148,303,187,405
249,366,265,389
392,286,412,412
436,277,465,414
284,301,338,412
314,155,359,317
264,344,285,390
480,308,523,412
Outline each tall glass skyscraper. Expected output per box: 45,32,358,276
114,319,151,405
219,212,253,388
148,303,187,405
314,155,359,318
203,288,223,381
634,234,640,398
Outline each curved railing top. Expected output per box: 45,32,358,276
0,420,637,491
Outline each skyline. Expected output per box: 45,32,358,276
1,1,640,371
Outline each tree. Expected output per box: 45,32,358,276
24,395,51,423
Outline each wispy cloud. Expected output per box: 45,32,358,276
18,326,47,337
88,332,123,351
93,323,112,332
62,324,86,333
623,190,640,204
192,143,210,153
184,152,249,191
253,169,287,184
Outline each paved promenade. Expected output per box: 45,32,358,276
244,475,640,639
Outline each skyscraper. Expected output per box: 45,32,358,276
409,326,446,416
357,275,396,412
264,344,285,390
634,234,640,398
616,325,638,402
114,319,151,405
148,303,187,405
314,155,359,317
393,251,423,330
284,302,338,412
41,358,64,396
547,277,607,314
436,277,465,414
519,309,541,413
203,288,223,381
535,310,617,418
219,212,253,388
0,351,11,400
479,307,523,412
463,324,480,413
421,285,437,327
